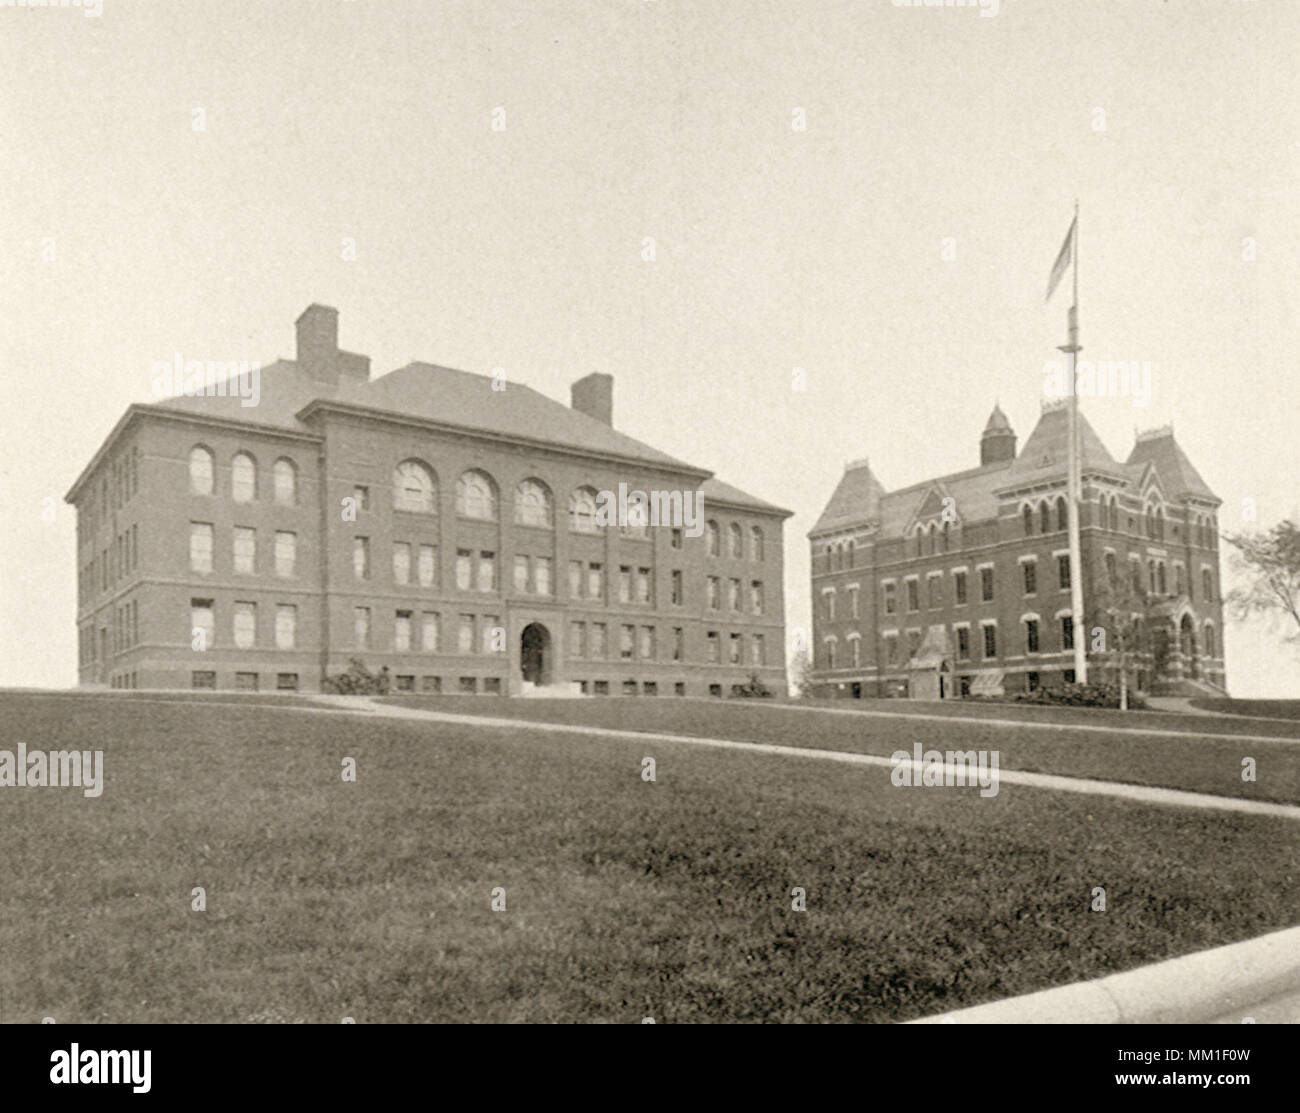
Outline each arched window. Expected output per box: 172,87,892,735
825,638,836,670
189,446,215,495
393,460,437,513
515,478,553,528
847,539,855,567
1040,501,1051,534
1056,497,1068,532
1105,551,1117,584
1202,569,1213,601
751,526,764,561
1023,505,1034,537
273,458,297,506
569,486,600,532
456,469,498,520
941,520,950,553
729,522,744,558
1204,623,1216,657
231,452,256,503
706,521,720,557
1111,498,1120,532
1157,562,1167,594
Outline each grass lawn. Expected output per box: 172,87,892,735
1191,698,1300,721
2,692,1297,1024
379,695,1300,806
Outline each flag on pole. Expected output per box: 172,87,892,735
1046,215,1077,302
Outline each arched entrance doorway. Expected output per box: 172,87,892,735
520,623,552,687
1179,614,1198,678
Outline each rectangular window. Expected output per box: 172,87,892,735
235,671,259,691
620,624,635,660
190,523,213,574
619,566,632,604
885,635,898,667
535,558,552,596
1057,555,1071,590
751,633,765,666
1023,561,1037,595
276,673,299,691
395,675,415,692
728,578,740,611
458,615,474,655
354,607,371,648
1026,619,1039,654
393,542,411,585
983,624,997,659
752,581,765,615
636,567,650,604
477,552,496,592
1061,615,1074,651
981,567,995,602
418,544,437,588
395,610,412,652
708,576,720,610
456,549,472,591
847,586,857,619
569,560,583,599
353,536,370,580
906,579,919,612
639,625,654,660
671,570,683,605
352,485,370,510
670,528,683,549
233,601,256,649
514,554,530,592
883,582,897,615
590,622,607,658
422,612,439,652
570,620,586,657
706,631,720,664
928,574,942,609
233,527,256,574
672,627,683,662
954,571,968,605
421,676,441,693
191,670,216,690
956,626,970,661
275,604,296,650
275,531,296,577
481,616,501,655
729,633,742,665
587,563,603,601
459,676,478,694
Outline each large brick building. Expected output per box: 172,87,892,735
67,305,790,696
808,400,1226,698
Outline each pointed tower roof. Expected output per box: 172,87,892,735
1125,427,1219,503
810,458,887,535
983,403,1013,434
997,402,1122,491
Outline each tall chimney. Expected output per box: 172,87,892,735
571,372,613,425
296,304,340,384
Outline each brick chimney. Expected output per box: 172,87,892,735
296,304,370,386
571,372,613,425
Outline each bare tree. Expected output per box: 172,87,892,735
1086,571,1153,711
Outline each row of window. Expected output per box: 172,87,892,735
818,499,1219,571
81,525,140,602
83,446,141,534
191,600,299,651
823,616,1219,670
192,671,300,691
189,447,769,556
823,555,1216,624
191,523,299,577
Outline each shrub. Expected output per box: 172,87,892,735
734,672,773,698
1014,681,1146,710
323,658,390,695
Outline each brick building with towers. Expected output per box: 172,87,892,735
67,305,791,696
808,400,1227,699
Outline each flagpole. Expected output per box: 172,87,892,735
1059,201,1088,683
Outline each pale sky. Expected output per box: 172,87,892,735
2,0,1297,694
